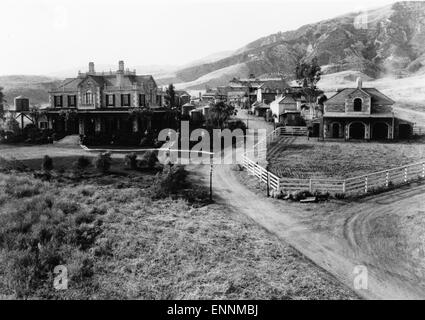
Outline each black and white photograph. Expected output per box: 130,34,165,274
0,0,425,308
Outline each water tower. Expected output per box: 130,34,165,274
11,96,33,129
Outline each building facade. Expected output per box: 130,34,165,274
321,78,407,140
46,61,175,144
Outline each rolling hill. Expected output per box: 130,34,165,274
0,75,60,107
169,1,425,90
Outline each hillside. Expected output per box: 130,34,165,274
0,75,60,106
171,1,425,89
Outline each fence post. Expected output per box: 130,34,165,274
309,179,312,192
385,171,389,187
422,162,425,178
365,176,368,193
342,180,346,193
404,167,408,183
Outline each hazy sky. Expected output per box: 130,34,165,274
0,0,403,75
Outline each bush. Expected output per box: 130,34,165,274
95,152,112,173
142,151,158,169
334,192,346,200
292,190,312,201
75,156,92,171
314,190,330,201
41,155,53,171
231,164,244,171
152,165,189,199
124,153,138,170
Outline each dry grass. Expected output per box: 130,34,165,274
267,137,425,179
0,154,358,299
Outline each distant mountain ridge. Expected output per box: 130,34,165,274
2,1,425,104
168,1,425,89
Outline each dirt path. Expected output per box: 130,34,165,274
188,111,425,299
189,162,425,299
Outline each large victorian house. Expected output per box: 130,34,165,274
46,61,175,144
321,78,412,140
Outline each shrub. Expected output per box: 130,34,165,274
41,155,53,171
292,190,312,201
152,165,189,199
75,156,91,171
95,152,112,173
334,192,346,200
142,150,158,169
231,164,244,171
124,153,138,170
314,190,330,201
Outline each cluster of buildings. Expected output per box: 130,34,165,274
199,75,413,140
2,61,414,143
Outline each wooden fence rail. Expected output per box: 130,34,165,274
240,127,425,197
278,126,307,136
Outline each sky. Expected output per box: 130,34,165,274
0,0,406,75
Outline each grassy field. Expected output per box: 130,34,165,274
267,137,425,179
0,151,358,299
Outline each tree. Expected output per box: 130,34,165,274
295,57,323,114
5,117,20,134
165,84,176,108
206,101,237,129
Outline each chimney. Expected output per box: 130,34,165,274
356,77,363,89
88,62,95,73
118,60,125,72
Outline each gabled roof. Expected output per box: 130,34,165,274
51,73,156,93
325,87,394,105
273,95,297,104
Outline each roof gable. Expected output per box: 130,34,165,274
326,87,394,105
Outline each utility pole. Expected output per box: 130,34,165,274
209,164,213,202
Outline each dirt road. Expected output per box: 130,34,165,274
188,109,425,299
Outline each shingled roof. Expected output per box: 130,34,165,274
326,87,395,105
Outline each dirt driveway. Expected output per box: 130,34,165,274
188,110,425,299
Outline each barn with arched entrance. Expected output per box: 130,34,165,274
320,77,412,140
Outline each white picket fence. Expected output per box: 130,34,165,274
279,126,307,136
241,127,425,196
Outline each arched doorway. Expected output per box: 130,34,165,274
349,122,365,139
372,122,389,140
332,122,340,138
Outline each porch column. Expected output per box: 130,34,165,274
365,122,370,140
95,118,102,133
133,117,139,132
79,118,85,135
48,116,54,130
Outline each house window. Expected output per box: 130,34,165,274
68,95,76,107
139,94,146,107
353,98,362,111
84,90,93,105
106,94,115,107
40,121,48,129
121,94,131,107
54,96,63,107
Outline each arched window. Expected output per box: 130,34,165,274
85,90,93,105
353,98,362,111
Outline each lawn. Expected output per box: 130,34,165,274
267,137,425,179
0,149,357,299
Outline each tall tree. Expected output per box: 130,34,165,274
295,57,323,112
165,83,176,108
206,101,237,129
